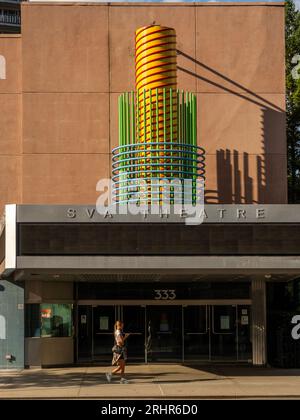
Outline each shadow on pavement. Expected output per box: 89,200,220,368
1,364,300,390
185,364,300,377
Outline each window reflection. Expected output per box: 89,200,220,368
41,304,73,338
25,304,73,338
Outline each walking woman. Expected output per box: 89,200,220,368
106,320,130,384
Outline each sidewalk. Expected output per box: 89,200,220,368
1,364,300,399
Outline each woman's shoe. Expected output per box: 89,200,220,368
105,372,112,383
120,377,129,384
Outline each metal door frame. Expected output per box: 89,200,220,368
145,304,183,363
182,304,210,363
209,304,238,362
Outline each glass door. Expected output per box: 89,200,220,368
77,305,92,361
210,305,237,361
122,306,145,361
77,303,251,364
237,305,252,361
183,305,209,361
146,306,182,362
93,305,115,361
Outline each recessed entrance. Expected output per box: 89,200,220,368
77,303,252,363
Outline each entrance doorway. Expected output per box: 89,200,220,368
146,306,182,362
77,303,252,363
183,305,251,361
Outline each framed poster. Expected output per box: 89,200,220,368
100,316,109,330
220,316,230,330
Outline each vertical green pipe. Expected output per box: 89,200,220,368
119,95,123,146
155,88,159,143
193,94,197,183
187,93,191,184
143,89,146,143
182,90,185,145
143,89,146,170
136,93,139,182
118,95,121,201
190,93,192,147
177,89,182,180
192,94,196,202
181,90,185,186
128,91,130,146
188,93,191,147
194,94,197,202
191,93,195,201
191,94,194,178
122,93,126,146
137,92,140,143
149,88,152,143
170,88,173,177
131,91,135,144
177,90,181,141
186,92,188,146
149,89,152,183
162,88,166,201
156,88,159,167
123,94,126,147
122,94,124,147
118,95,120,145
191,94,194,201
118,95,121,147
156,88,159,142
186,92,189,148
170,88,173,143
189,93,192,148
191,94,194,147
192,93,194,146
121,95,124,184
190,94,192,147
125,92,129,200
195,95,197,147
163,88,166,143
126,92,130,146
125,93,128,176
130,92,134,185
124,93,128,181
193,95,197,146
123,93,125,147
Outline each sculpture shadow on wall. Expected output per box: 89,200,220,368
177,50,286,204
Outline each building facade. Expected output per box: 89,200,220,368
1,2,299,369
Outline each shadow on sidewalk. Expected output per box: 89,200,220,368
1,364,300,390
0,368,221,390
185,364,300,377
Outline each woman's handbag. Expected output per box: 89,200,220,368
112,352,121,366
112,344,124,366
112,344,123,355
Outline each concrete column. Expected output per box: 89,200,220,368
251,278,267,366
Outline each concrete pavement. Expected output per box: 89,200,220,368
1,364,300,399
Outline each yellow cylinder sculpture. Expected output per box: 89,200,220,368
112,24,205,207
135,25,178,145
